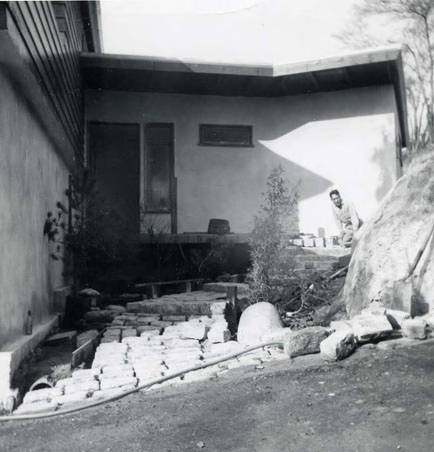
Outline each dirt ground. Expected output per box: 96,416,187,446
2,341,434,452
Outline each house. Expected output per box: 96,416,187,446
0,1,101,408
82,46,408,242
0,0,409,410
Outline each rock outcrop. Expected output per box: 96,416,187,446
343,151,434,317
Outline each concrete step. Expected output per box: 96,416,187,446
203,282,249,295
126,291,226,316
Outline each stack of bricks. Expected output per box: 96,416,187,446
15,294,287,414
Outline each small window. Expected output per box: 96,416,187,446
199,124,253,147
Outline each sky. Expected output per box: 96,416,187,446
100,0,360,64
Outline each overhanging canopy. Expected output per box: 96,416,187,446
81,46,409,147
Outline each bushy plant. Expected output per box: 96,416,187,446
44,170,135,292
247,166,299,304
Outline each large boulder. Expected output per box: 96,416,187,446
237,302,282,345
343,151,434,317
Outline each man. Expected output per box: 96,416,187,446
329,189,362,248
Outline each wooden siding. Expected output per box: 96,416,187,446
6,1,89,158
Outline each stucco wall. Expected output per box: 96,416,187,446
85,85,399,236
0,70,68,345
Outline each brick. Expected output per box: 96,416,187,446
140,330,162,338
102,364,134,378
350,314,393,342
122,329,137,338
100,376,138,391
72,368,100,380
137,325,160,335
14,400,59,414
91,386,136,400
52,390,90,406
320,330,357,360
210,302,227,316
401,318,427,339
178,324,208,340
22,387,63,404
160,338,200,348
64,379,100,394
207,323,231,343
100,337,120,344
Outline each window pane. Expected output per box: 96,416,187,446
199,124,252,147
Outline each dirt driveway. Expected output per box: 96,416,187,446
1,342,434,452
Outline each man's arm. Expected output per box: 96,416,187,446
348,203,360,231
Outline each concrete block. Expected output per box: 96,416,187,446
284,326,330,358
100,376,138,391
210,302,227,316
179,324,208,340
159,338,200,348
63,379,100,394
100,337,120,344
52,390,90,406
122,329,137,338
72,368,100,380
330,320,353,333
121,336,146,345
320,330,357,360
14,400,59,414
203,341,244,358
91,386,136,400
140,330,162,338
350,314,393,342
137,326,160,335
164,360,202,372
22,387,63,404
207,323,231,343
102,364,134,378
401,318,427,339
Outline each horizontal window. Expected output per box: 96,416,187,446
199,124,253,147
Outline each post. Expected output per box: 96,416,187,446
226,286,238,337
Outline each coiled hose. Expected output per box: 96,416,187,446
0,340,283,422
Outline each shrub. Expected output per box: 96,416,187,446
247,166,299,304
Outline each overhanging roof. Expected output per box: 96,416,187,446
81,46,409,146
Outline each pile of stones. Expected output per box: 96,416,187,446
14,299,286,415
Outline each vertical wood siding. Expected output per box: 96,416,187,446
7,1,88,158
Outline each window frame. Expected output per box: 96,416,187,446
198,124,254,148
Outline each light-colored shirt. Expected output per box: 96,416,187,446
332,201,361,234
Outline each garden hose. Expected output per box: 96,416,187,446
0,341,283,422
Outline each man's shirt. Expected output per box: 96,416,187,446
332,201,361,233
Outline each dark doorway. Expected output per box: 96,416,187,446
88,122,140,236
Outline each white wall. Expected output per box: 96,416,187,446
85,84,399,236
0,71,68,344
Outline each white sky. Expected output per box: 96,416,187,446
100,0,359,64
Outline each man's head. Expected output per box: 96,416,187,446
329,189,342,208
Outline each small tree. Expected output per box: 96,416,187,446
248,166,299,304
336,0,434,153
